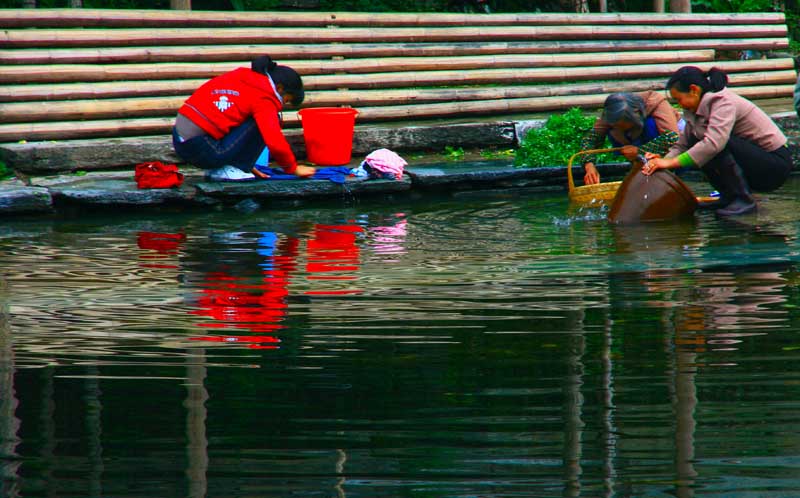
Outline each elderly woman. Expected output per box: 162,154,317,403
581,91,681,185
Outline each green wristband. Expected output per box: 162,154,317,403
677,152,697,168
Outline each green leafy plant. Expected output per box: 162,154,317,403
693,0,774,13
480,148,515,159
443,145,465,161
0,159,11,181
230,0,281,10
514,107,616,168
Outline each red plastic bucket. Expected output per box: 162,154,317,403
298,107,358,165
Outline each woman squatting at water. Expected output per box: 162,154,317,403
643,66,792,216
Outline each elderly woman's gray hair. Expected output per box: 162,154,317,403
602,92,646,128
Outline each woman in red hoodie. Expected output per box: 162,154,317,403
172,55,316,181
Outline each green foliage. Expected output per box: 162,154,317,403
0,159,11,181
786,6,800,54
514,107,615,168
443,145,465,161
480,147,515,159
692,0,773,12
230,0,281,10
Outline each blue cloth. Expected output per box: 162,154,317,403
608,116,660,150
255,147,270,168
253,165,353,184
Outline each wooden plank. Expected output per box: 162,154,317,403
0,50,716,84
2,117,176,143
352,85,796,121
303,58,797,90
1,25,787,48
0,79,205,103
3,70,796,124
0,38,788,65
1,83,793,143
0,9,785,28
3,58,793,103
0,96,187,124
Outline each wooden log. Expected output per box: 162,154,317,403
1,25,788,48
0,38,788,65
0,84,793,142
8,68,796,124
1,117,176,143
0,9,786,28
2,58,793,103
6,70,796,124
0,50,716,84
0,96,187,123
353,85,794,121
302,58,796,90
0,79,205,103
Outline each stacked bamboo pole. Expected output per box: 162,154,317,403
0,39,788,65
0,9,786,28
2,25,788,48
0,9,795,143
0,84,792,143
3,71,796,124
1,50,717,84
2,58,793,104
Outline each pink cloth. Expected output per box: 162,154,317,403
364,148,407,180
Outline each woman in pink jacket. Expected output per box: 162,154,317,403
643,66,792,216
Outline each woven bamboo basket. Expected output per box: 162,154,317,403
567,147,624,205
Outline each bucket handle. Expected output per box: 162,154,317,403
567,147,624,194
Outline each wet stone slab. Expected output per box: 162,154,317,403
196,175,412,199
0,185,53,214
38,173,199,206
407,160,632,190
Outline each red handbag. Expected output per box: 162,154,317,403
134,161,184,189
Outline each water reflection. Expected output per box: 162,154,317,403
184,223,368,349
0,277,21,498
1,194,800,496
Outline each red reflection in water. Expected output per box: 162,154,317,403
190,237,300,347
305,224,363,295
137,231,186,269
181,223,374,348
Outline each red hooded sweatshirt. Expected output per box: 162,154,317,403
177,67,297,174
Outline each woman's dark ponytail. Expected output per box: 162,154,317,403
706,67,728,92
251,55,305,105
251,55,278,75
666,65,728,94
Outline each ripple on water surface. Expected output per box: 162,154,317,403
2,183,800,496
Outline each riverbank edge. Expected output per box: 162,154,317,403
2,112,798,216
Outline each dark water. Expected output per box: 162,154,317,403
3,177,800,497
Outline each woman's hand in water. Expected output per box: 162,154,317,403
642,155,677,176
583,163,600,185
294,164,317,177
